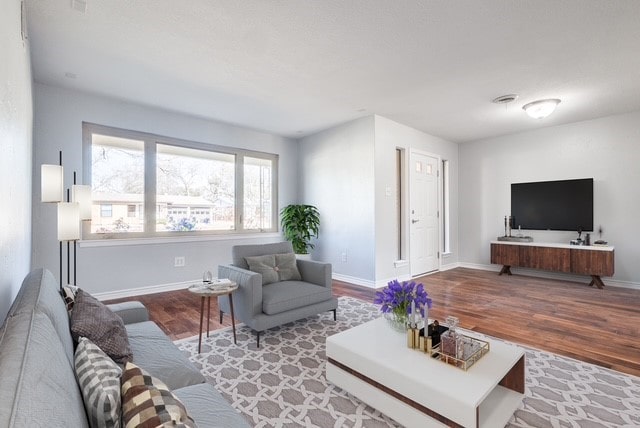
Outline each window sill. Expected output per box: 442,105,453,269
78,232,281,248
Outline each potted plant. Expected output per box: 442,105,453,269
280,204,320,256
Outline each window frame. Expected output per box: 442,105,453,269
82,122,279,240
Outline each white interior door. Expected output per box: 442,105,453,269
409,151,439,276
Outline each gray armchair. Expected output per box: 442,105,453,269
218,242,338,347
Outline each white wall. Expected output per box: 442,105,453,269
32,83,298,295
459,110,640,285
298,115,459,287
0,0,33,320
374,116,459,285
298,116,376,282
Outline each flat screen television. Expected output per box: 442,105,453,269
511,178,593,232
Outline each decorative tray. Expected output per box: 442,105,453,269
430,334,490,371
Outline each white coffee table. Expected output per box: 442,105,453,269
326,317,525,428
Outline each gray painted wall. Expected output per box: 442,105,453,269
459,110,640,285
32,83,298,295
298,115,459,287
1,0,33,321
298,116,376,282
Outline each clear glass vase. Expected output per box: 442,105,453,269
384,311,409,332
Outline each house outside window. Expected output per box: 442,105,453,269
83,122,278,239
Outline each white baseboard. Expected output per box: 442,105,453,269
458,262,640,290
93,279,199,301
332,273,376,289
440,261,461,272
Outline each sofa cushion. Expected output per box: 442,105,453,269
245,254,279,285
7,268,76,365
262,281,333,315
174,383,251,428
275,253,302,281
125,321,205,390
121,362,196,428
0,311,90,428
74,337,122,428
71,289,133,364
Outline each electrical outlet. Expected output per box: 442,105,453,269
341,251,347,263
174,256,185,267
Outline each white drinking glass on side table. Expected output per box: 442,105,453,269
187,279,238,353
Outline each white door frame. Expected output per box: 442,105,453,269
408,148,442,276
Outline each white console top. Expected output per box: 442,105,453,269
491,240,614,251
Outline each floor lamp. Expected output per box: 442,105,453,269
58,199,80,288
41,151,64,290
71,172,92,285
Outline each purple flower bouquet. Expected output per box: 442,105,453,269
374,279,432,331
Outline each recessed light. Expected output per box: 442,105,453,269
492,94,519,104
64,72,77,79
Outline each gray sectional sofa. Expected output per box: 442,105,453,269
0,268,250,428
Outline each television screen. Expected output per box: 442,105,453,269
511,178,593,232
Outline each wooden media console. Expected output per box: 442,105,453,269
490,241,614,289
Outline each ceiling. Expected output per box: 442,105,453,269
25,0,640,143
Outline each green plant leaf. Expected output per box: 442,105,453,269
280,204,320,254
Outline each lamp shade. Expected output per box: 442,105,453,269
41,164,64,202
522,99,561,119
72,184,92,220
58,202,80,241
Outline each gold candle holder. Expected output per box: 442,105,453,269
407,327,419,349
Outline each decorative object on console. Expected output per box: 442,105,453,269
374,279,432,333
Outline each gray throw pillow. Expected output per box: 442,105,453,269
245,254,279,285
70,289,133,364
74,337,122,428
245,253,302,285
275,253,302,281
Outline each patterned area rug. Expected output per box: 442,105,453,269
176,297,640,428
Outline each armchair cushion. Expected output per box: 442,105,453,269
245,255,279,285
262,281,333,315
245,253,301,285
275,253,302,281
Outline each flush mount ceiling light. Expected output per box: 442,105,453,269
522,98,561,119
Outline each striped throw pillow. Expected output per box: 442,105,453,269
74,337,122,428
121,362,196,428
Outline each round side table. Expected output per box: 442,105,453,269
188,281,238,353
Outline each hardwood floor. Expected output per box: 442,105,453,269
105,268,640,377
